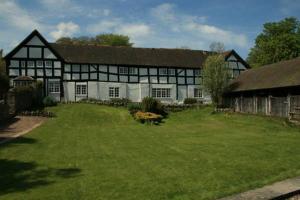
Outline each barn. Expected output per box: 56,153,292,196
226,57,300,119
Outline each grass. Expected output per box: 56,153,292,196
1,104,300,200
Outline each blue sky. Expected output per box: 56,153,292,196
1,0,300,58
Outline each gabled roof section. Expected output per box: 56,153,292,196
228,57,300,93
223,50,250,69
4,30,63,60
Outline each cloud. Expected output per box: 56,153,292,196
50,22,80,40
0,0,44,31
150,3,248,48
150,3,176,23
87,19,152,44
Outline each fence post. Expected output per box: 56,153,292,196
287,94,291,119
267,95,271,116
254,96,257,114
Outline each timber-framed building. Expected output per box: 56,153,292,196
5,30,249,103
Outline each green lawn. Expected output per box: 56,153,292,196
1,104,300,200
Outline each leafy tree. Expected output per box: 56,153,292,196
202,54,230,107
0,49,9,100
247,17,300,67
56,34,133,47
0,49,5,74
209,42,225,53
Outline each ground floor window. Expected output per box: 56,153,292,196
109,87,119,98
76,83,87,96
48,81,60,93
194,88,202,98
152,88,171,98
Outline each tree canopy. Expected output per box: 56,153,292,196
56,33,133,47
202,54,229,107
247,17,300,67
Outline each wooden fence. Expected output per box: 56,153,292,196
226,95,300,120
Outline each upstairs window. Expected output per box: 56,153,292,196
194,88,202,98
168,69,175,75
119,67,128,74
159,68,168,75
45,61,52,68
152,88,171,98
37,61,43,68
109,87,119,98
194,69,200,76
129,67,137,75
27,61,34,68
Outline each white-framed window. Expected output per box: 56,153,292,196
194,88,202,98
27,61,34,68
129,67,137,75
45,61,52,68
194,69,200,76
21,61,26,68
159,68,168,75
168,69,175,75
152,88,171,98
109,87,119,98
48,81,60,93
119,67,128,74
37,61,43,68
76,83,87,96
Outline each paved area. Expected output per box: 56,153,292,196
219,176,300,200
0,116,47,144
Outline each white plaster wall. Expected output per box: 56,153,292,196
63,82,75,102
44,48,57,59
13,47,27,58
140,84,150,100
29,47,42,58
88,82,100,99
127,84,140,102
178,85,187,102
26,36,45,46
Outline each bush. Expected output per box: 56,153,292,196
127,103,142,115
141,97,166,115
184,98,198,105
43,96,57,107
134,111,163,124
110,98,131,106
13,85,35,112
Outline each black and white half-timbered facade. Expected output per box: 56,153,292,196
5,30,249,103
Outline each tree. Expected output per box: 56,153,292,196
56,34,133,47
202,54,230,107
209,42,225,53
247,17,300,67
0,49,5,74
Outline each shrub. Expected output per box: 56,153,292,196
110,98,131,106
127,103,142,115
184,98,198,105
13,85,35,112
134,111,163,124
43,96,57,107
141,97,166,115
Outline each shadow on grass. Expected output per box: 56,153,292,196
0,159,81,196
0,117,20,133
0,137,38,147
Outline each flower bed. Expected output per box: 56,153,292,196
19,110,56,118
134,111,163,124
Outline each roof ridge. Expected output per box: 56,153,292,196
50,42,215,53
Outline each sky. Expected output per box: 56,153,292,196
1,0,300,59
